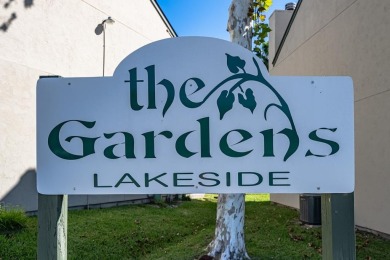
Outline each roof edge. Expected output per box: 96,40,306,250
150,0,178,38
272,0,302,66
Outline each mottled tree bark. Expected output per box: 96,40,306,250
227,0,252,49
206,0,252,259
206,194,249,259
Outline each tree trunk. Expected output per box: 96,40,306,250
206,194,249,259
227,0,252,49
206,1,252,259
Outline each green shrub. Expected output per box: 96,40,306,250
0,203,27,232
181,194,192,201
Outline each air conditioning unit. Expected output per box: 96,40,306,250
299,194,321,225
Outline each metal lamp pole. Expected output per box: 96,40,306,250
101,17,115,76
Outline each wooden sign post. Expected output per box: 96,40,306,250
38,194,68,260
322,193,356,259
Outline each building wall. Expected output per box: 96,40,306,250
268,10,293,65
0,0,173,211
269,0,390,235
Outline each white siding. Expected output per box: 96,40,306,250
0,0,173,211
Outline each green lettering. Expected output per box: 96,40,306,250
269,171,290,186
179,78,206,108
220,129,253,157
93,173,112,188
306,128,340,157
145,65,157,109
238,172,263,186
115,173,140,187
125,67,144,111
145,173,168,187
142,130,173,158
103,132,135,159
278,128,299,161
173,172,194,187
198,172,220,187
260,129,275,157
157,79,175,117
48,120,99,160
198,117,211,157
226,171,231,186
176,131,197,158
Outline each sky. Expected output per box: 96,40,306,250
157,0,289,40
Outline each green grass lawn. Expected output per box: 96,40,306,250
1,194,389,259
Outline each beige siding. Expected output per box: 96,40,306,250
0,0,173,211
269,10,293,64
269,0,390,235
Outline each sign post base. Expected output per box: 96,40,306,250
38,194,68,260
321,193,355,259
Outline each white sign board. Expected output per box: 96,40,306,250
37,37,354,195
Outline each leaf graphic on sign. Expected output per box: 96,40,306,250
217,90,235,119
178,54,299,161
238,88,257,113
226,54,246,74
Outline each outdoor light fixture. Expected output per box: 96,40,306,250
103,16,115,25
95,16,115,76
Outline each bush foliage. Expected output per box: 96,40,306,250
0,203,27,233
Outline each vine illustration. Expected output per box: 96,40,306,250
179,53,299,161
